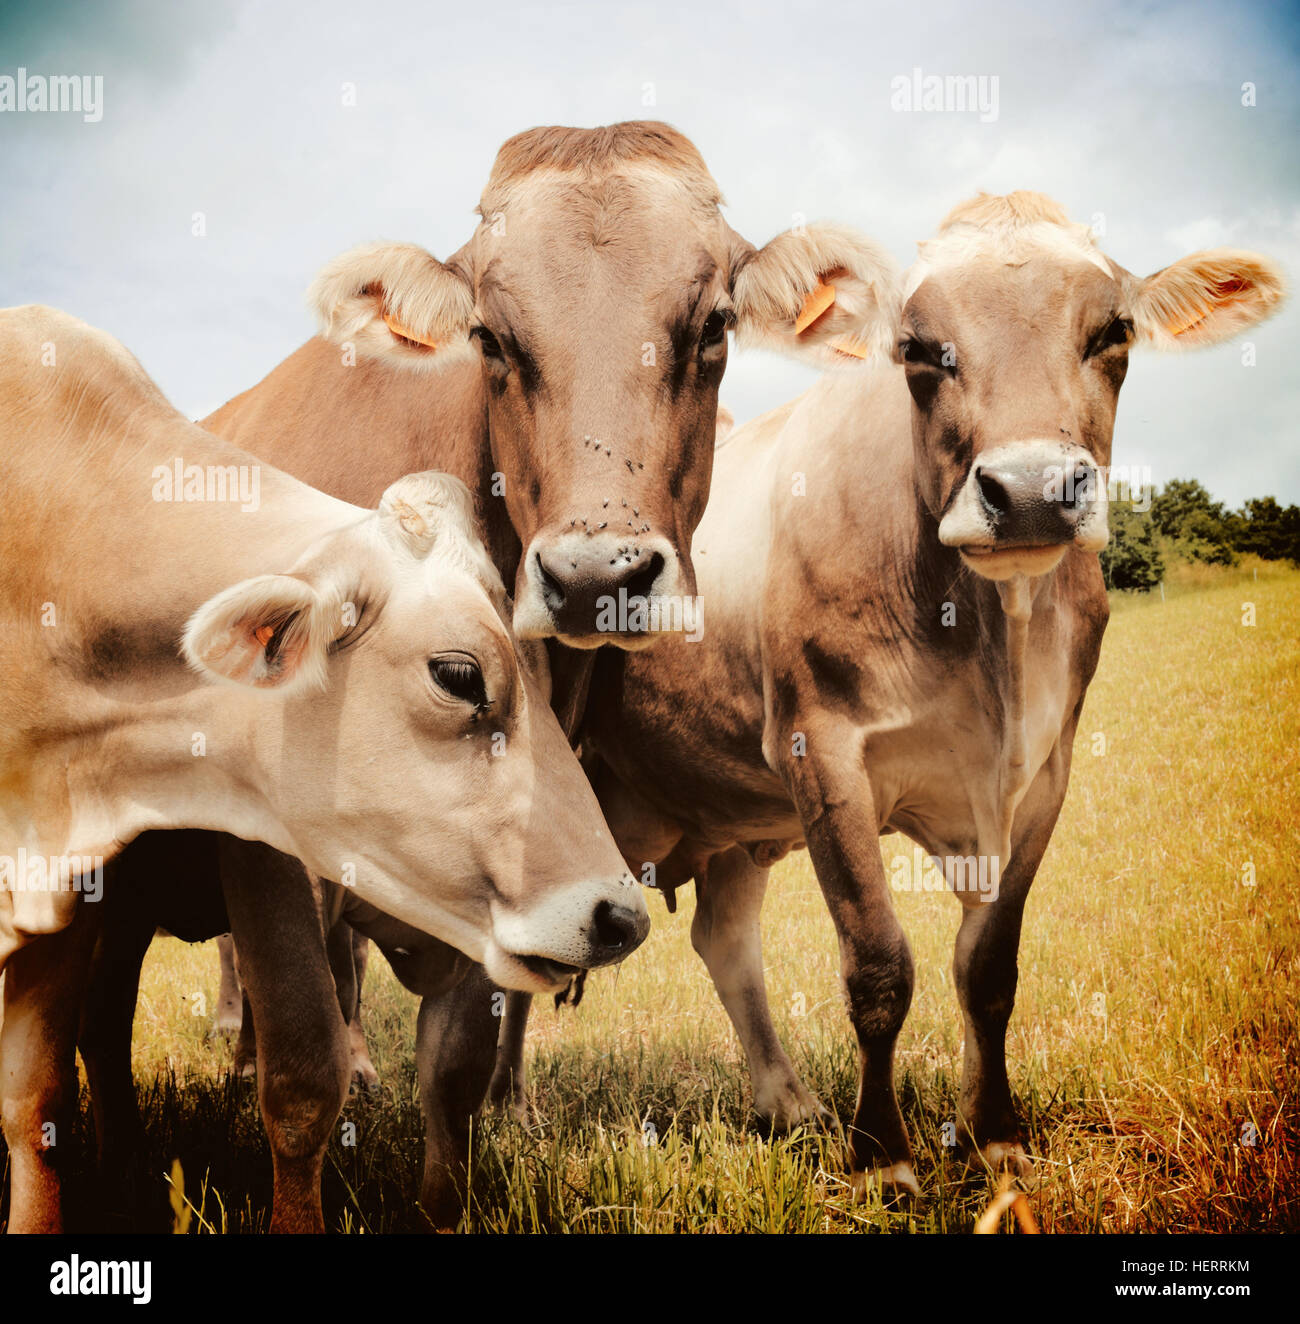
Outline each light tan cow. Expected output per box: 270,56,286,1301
0,305,647,1231
527,192,1282,1196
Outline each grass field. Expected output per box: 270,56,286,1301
5,563,1298,1233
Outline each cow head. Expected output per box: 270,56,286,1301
311,122,898,647
183,471,648,993
899,192,1284,581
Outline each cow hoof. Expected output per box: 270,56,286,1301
349,1069,381,1099
208,1018,240,1041
851,1161,920,1204
235,1058,256,1081
497,1092,533,1126
967,1141,1034,1179
760,1091,834,1134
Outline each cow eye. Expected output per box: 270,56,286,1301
700,309,729,349
899,337,945,369
471,326,505,362
428,656,489,711
1088,315,1133,357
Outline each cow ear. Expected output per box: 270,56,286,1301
309,241,477,371
377,470,506,602
183,574,334,694
714,404,735,443
1133,249,1285,350
732,223,901,368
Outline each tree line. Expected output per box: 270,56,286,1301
1099,479,1300,592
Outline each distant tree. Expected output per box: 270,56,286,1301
1178,509,1238,565
1151,478,1224,538
1231,496,1300,563
1100,500,1165,591
1151,479,1236,566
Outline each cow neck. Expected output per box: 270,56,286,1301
990,573,1034,877
910,479,1045,878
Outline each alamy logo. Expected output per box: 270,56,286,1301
889,844,1001,903
1045,463,1153,513
50,1255,151,1304
890,68,1000,123
596,588,704,642
0,68,103,123
152,460,261,512
0,850,104,903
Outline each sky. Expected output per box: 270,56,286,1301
1,0,1297,506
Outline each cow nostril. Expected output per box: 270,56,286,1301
976,467,1011,519
535,551,565,606
1061,463,1095,512
592,899,637,954
624,551,665,598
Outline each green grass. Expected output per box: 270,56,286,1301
5,566,1298,1233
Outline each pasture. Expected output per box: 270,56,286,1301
4,562,1296,1234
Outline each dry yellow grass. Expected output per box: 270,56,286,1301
4,564,1296,1232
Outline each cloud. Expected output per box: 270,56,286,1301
1,0,1296,505
1165,217,1243,252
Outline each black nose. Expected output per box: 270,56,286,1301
536,545,666,636
974,458,1095,542
588,899,648,965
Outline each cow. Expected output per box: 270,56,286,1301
79,121,902,1229
0,304,650,1232
530,191,1282,1198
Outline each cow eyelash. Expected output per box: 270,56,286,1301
899,337,948,370
471,326,505,362
1086,315,1133,358
700,309,732,347
428,656,490,713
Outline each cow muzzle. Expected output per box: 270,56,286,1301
513,529,689,650
483,877,651,993
939,440,1109,580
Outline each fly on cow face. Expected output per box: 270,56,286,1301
310,122,905,646
461,177,731,650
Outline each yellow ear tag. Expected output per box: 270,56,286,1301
254,625,275,647
1166,305,1209,338
382,312,442,350
829,335,871,360
795,281,836,334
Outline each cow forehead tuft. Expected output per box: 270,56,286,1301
908,206,1113,300
937,190,1074,232
477,121,722,218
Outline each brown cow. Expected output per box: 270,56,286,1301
532,192,1282,1196
82,121,902,1229
211,120,898,652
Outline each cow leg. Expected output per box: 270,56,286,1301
326,921,378,1096
951,897,1031,1174
415,964,499,1228
211,933,242,1038
232,985,257,1078
1,896,101,1233
691,846,829,1129
220,842,350,1234
79,895,155,1185
346,929,379,1094
486,991,532,1121
778,714,917,1198
952,764,1067,1175
219,935,257,1078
